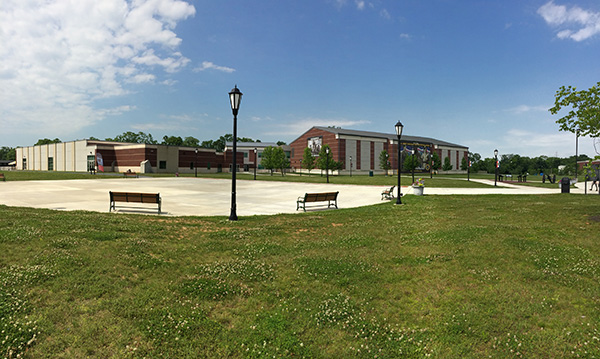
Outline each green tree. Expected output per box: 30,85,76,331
182,136,200,147
431,152,442,171
550,82,600,137
317,145,335,175
0,147,16,161
302,147,315,175
34,138,61,146
460,157,468,171
442,156,453,171
161,136,183,146
379,150,391,175
261,146,287,176
404,154,419,183
106,131,156,144
200,134,260,152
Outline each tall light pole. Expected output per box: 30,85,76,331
395,121,404,205
349,155,352,177
494,149,499,187
229,85,242,221
253,147,257,180
411,148,415,184
575,129,579,181
326,147,330,183
194,148,198,177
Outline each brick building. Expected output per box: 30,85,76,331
289,127,469,174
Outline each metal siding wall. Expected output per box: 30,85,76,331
361,141,370,170
346,140,356,170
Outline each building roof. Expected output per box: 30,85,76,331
310,126,468,149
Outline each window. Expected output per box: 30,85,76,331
159,161,167,169
22,158,27,170
190,162,194,169
48,157,54,171
244,152,248,158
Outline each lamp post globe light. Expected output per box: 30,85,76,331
395,121,403,205
494,149,499,187
229,85,242,221
349,155,352,177
253,147,257,180
326,146,330,184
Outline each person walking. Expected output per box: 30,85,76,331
591,166,599,191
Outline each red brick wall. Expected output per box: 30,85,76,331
289,128,338,169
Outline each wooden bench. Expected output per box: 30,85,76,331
123,172,138,178
0,173,4,182
109,191,161,214
381,186,395,200
296,192,339,212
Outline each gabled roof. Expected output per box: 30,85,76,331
311,126,468,149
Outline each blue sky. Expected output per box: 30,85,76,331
1,0,599,158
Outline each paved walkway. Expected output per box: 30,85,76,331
0,177,594,216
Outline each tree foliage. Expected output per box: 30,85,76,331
260,146,289,176
317,145,335,172
550,82,600,137
200,134,260,152
379,150,391,174
161,136,183,146
302,147,315,174
442,157,453,171
106,131,156,144
34,138,61,146
0,147,16,161
403,154,419,173
461,157,468,171
431,152,441,170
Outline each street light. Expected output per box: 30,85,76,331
195,148,198,177
326,146,330,183
575,129,579,181
494,149,499,187
228,85,242,221
253,147,257,180
411,148,415,184
395,121,403,205
349,155,352,177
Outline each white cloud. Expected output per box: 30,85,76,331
505,105,549,114
263,118,371,137
193,61,236,73
538,1,600,41
501,129,574,156
0,0,195,139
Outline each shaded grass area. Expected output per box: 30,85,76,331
1,194,600,358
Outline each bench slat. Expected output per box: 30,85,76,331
110,191,161,214
296,192,339,212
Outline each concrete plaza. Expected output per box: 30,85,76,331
0,177,590,216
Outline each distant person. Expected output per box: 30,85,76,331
591,173,599,191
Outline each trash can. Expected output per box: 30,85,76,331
560,177,570,193
369,171,373,177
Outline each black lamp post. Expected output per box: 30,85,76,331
349,155,352,177
253,147,257,180
411,148,415,184
494,149,499,187
575,129,579,181
229,85,242,221
194,148,198,177
395,121,403,205
326,147,330,183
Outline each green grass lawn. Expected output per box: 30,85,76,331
1,194,599,358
